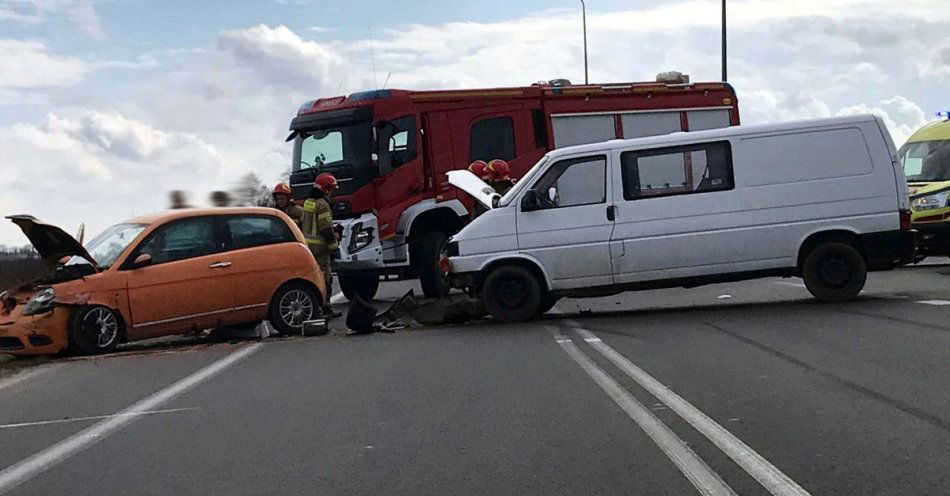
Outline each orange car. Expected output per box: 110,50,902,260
0,208,326,355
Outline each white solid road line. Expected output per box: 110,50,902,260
0,407,200,430
329,292,346,305
0,364,65,393
916,299,950,306
572,327,811,496
553,332,738,496
774,281,807,289
0,343,263,494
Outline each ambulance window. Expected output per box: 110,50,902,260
621,141,733,200
471,117,516,162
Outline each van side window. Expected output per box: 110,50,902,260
471,117,515,162
531,156,607,209
225,215,295,250
621,141,733,200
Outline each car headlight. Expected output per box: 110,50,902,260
23,288,55,316
348,222,375,254
911,191,950,211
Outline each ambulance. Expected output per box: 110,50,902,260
897,112,950,259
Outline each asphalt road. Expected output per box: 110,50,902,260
1,264,949,495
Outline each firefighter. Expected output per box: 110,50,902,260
486,159,515,196
301,173,342,318
272,182,303,227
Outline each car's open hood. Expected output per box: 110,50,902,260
446,170,501,210
6,215,98,269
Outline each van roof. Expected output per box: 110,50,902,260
548,114,881,158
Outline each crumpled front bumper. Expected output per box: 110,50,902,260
332,214,386,271
0,306,69,355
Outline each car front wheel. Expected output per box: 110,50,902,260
482,265,542,323
68,305,122,355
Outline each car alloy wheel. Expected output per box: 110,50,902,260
278,289,315,328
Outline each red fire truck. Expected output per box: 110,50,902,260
286,74,740,300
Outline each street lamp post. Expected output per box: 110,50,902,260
581,0,589,84
721,0,727,81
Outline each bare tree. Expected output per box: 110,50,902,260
232,172,274,207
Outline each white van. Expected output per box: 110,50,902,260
445,115,916,322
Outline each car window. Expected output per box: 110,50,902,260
134,217,219,265
530,156,606,209
621,141,733,200
226,215,295,250
471,116,516,162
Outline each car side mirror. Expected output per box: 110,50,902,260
131,253,152,269
521,190,542,212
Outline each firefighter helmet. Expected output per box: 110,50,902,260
486,159,511,181
272,182,292,197
315,173,339,193
467,160,489,180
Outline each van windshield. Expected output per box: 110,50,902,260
899,139,950,182
498,156,550,207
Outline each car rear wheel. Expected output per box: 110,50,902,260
339,272,380,302
802,242,867,302
269,282,320,335
68,305,122,355
483,265,542,323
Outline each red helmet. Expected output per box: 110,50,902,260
315,173,339,193
486,159,511,181
272,182,292,197
467,160,489,180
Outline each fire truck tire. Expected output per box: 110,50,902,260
339,272,380,302
483,265,541,323
418,231,450,299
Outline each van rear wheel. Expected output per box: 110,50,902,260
483,265,542,323
802,242,867,302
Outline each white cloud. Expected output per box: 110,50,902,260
0,39,90,89
837,96,930,145
0,0,104,37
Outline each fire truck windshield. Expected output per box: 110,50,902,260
291,120,374,196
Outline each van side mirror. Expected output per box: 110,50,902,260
521,190,542,212
131,253,152,269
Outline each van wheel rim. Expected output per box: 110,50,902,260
494,276,529,309
818,256,851,288
85,308,118,348
279,290,314,327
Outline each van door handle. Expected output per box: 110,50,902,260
606,205,616,221
208,261,231,269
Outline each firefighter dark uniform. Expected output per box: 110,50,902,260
272,182,303,228
301,174,341,317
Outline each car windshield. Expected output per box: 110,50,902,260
498,156,550,207
899,139,950,182
67,223,147,269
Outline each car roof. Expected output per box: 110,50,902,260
126,207,281,225
546,114,881,159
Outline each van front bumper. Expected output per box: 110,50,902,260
859,229,917,270
914,222,950,257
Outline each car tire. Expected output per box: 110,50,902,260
339,272,380,302
536,294,560,316
483,265,542,323
269,282,320,335
68,305,122,355
802,242,867,303
418,231,450,299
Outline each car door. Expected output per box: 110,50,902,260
516,154,615,289
609,141,739,284
123,216,235,338
221,213,305,324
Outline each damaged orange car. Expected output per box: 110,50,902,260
0,208,327,355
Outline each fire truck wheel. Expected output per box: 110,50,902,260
483,265,541,323
339,272,380,302
418,231,450,299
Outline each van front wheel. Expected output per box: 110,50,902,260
483,265,542,323
802,242,867,302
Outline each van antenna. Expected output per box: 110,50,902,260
370,37,378,90
382,72,391,89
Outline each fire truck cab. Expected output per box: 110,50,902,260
286,75,739,300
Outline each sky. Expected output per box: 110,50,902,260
1,0,948,246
